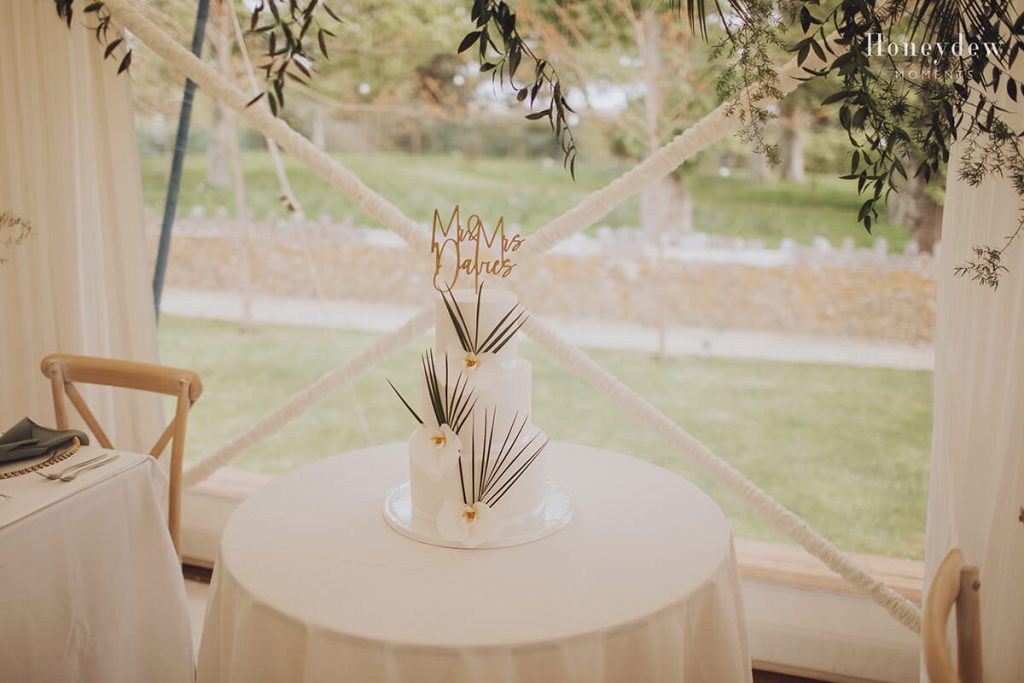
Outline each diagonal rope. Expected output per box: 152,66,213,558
106,0,432,485
105,0,431,253
523,314,923,633
110,0,843,484
182,307,432,487
226,1,373,445
108,0,922,633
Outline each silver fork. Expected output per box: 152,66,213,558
56,455,120,482
36,454,110,480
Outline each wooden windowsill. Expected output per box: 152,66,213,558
736,538,922,603
190,466,274,499
190,467,923,603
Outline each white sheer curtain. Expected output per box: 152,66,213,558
926,101,1024,678
0,0,161,451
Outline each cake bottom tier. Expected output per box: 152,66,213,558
409,448,547,527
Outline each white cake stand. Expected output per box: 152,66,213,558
383,481,573,549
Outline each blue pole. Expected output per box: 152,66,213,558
152,0,212,318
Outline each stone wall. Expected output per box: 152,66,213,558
150,213,936,344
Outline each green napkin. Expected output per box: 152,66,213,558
0,418,90,464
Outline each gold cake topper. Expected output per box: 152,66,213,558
431,205,524,291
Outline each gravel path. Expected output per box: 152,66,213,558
161,288,933,371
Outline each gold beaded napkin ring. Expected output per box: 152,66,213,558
0,437,82,480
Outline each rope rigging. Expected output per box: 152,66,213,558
103,0,922,633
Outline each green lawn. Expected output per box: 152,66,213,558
140,151,911,250
159,315,932,559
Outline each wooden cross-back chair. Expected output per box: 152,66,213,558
40,354,203,557
923,548,983,683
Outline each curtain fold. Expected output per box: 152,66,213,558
926,103,1024,680
0,0,162,452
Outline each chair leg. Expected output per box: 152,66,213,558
957,566,983,683
48,368,69,430
168,382,191,559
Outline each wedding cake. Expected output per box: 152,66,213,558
383,206,572,548
390,285,549,547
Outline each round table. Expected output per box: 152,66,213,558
197,443,751,683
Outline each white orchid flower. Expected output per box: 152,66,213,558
436,500,503,548
447,345,500,386
409,422,462,482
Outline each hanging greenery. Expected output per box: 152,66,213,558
54,1,133,74
241,0,342,117
458,0,579,178
677,0,1024,287
464,0,1024,286
49,0,1024,285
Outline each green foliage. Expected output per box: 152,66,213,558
800,124,859,174
53,1,133,74
300,0,471,107
520,2,725,169
244,0,343,116
137,151,911,249
241,0,579,173
693,0,1024,285
58,0,930,257
710,0,788,164
460,0,578,177
954,245,1011,289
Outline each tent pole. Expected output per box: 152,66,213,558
152,0,212,318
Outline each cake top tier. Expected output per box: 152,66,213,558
434,287,524,362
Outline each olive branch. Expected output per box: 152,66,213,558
458,0,579,178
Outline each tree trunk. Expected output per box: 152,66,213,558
207,102,231,187
206,15,231,188
749,147,770,183
225,0,302,215
311,107,326,150
781,105,808,182
887,179,915,224
638,8,663,235
638,9,662,240
675,176,693,235
897,174,944,254
408,115,422,155
212,3,251,331
637,9,669,359
914,194,943,253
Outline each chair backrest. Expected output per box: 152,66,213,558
923,548,983,683
40,354,203,557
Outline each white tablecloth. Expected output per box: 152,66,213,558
198,443,751,682
0,446,194,682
